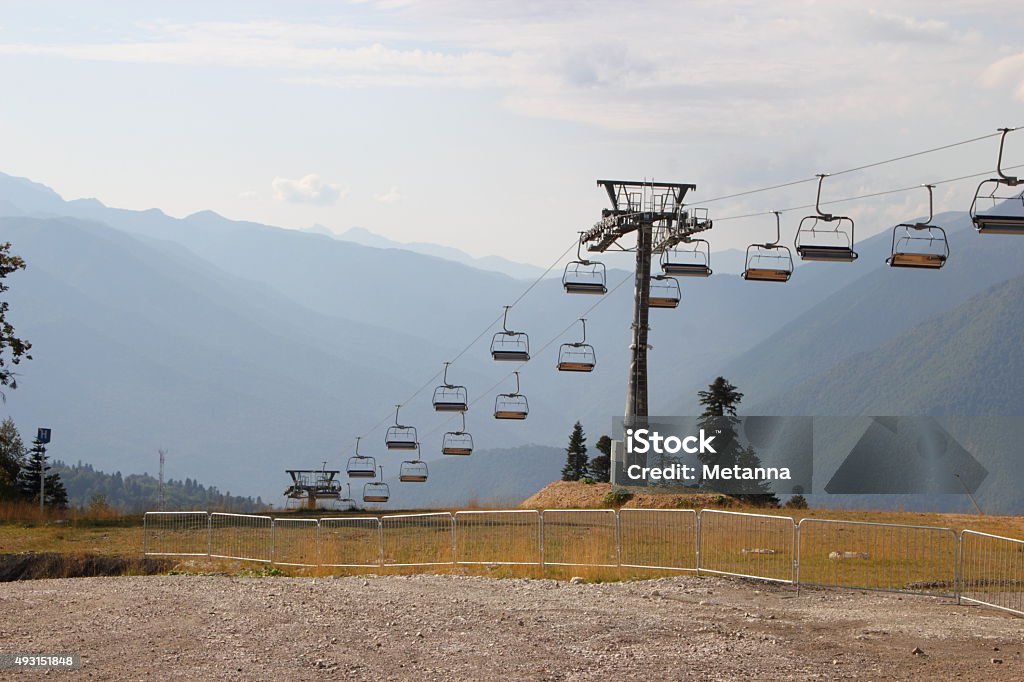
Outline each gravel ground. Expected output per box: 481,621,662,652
1,574,1021,680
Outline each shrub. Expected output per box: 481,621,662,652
784,494,809,510
603,489,633,508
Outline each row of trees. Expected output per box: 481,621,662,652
0,417,68,509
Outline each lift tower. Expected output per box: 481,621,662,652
580,180,711,483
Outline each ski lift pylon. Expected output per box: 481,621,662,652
384,405,418,450
888,185,949,269
648,275,681,308
442,413,474,456
362,466,390,503
661,237,712,277
795,174,858,262
557,318,597,372
432,362,468,412
490,306,530,362
970,128,1024,235
563,233,608,294
494,371,529,420
743,211,794,282
346,437,377,479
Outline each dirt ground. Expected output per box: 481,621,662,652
1,574,1021,681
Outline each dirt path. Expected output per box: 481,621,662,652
1,574,1020,680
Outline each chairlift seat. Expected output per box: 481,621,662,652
796,245,858,262
743,267,792,282
495,409,529,420
557,360,595,372
491,349,530,362
442,445,473,456
662,262,712,277
648,296,680,309
973,214,1024,234
563,281,608,294
889,252,946,269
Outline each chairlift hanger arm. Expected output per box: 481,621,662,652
996,128,1021,185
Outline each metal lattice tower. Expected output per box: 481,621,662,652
581,180,711,483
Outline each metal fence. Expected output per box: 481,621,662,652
699,509,795,583
143,509,1024,617
960,530,1024,616
797,519,958,597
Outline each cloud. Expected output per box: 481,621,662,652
373,186,402,204
238,189,258,199
983,52,1024,100
271,174,345,205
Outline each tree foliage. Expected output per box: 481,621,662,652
697,377,779,507
0,416,26,496
589,435,612,483
561,421,589,482
17,438,68,509
0,243,32,391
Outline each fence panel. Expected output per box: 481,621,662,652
960,530,1024,616
320,517,382,567
619,509,698,572
542,510,618,568
454,511,541,565
143,511,209,556
382,513,454,566
797,519,957,597
699,509,795,583
209,513,273,563
272,518,320,567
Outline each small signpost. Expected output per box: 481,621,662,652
36,428,51,513
37,428,51,444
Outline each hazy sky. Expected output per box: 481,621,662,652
0,1,1021,264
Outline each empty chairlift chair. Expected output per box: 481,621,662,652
362,466,390,503
346,437,377,479
441,414,474,456
563,234,608,294
399,449,429,483
661,237,712,277
794,174,858,262
432,362,468,412
648,275,681,308
557,318,597,372
490,305,530,362
743,211,794,282
494,371,529,420
888,185,949,269
384,405,418,450
971,127,1024,235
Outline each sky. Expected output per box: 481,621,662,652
0,0,1021,265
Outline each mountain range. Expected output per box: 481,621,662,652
0,171,1022,512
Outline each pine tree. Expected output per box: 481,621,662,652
17,438,68,509
0,417,26,498
589,435,612,483
697,377,778,507
561,421,589,481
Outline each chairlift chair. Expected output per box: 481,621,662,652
442,414,474,456
362,466,390,503
494,371,529,420
661,238,712,277
888,185,949,269
794,175,858,262
743,211,794,282
339,483,354,504
490,305,530,362
648,275,681,308
384,405,418,450
557,318,597,372
563,234,608,294
399,448,429,483
971,128,1024,234
432,362,469,412
346,437,377,479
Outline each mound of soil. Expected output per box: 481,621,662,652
0,552,173,581
519,480,738,510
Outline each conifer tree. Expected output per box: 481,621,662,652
561,421,589,481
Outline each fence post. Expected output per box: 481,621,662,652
695,510,702,577
450,512,457,566
794,519,801,595
955,530,962,605
377,517,384,567
206,513,212,557
271,518,277,565
615,510,622,568
539,511,546,575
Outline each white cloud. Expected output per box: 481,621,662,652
271,174,345,205
374,186,402,204
983,52,1024,100
238,189,258,199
